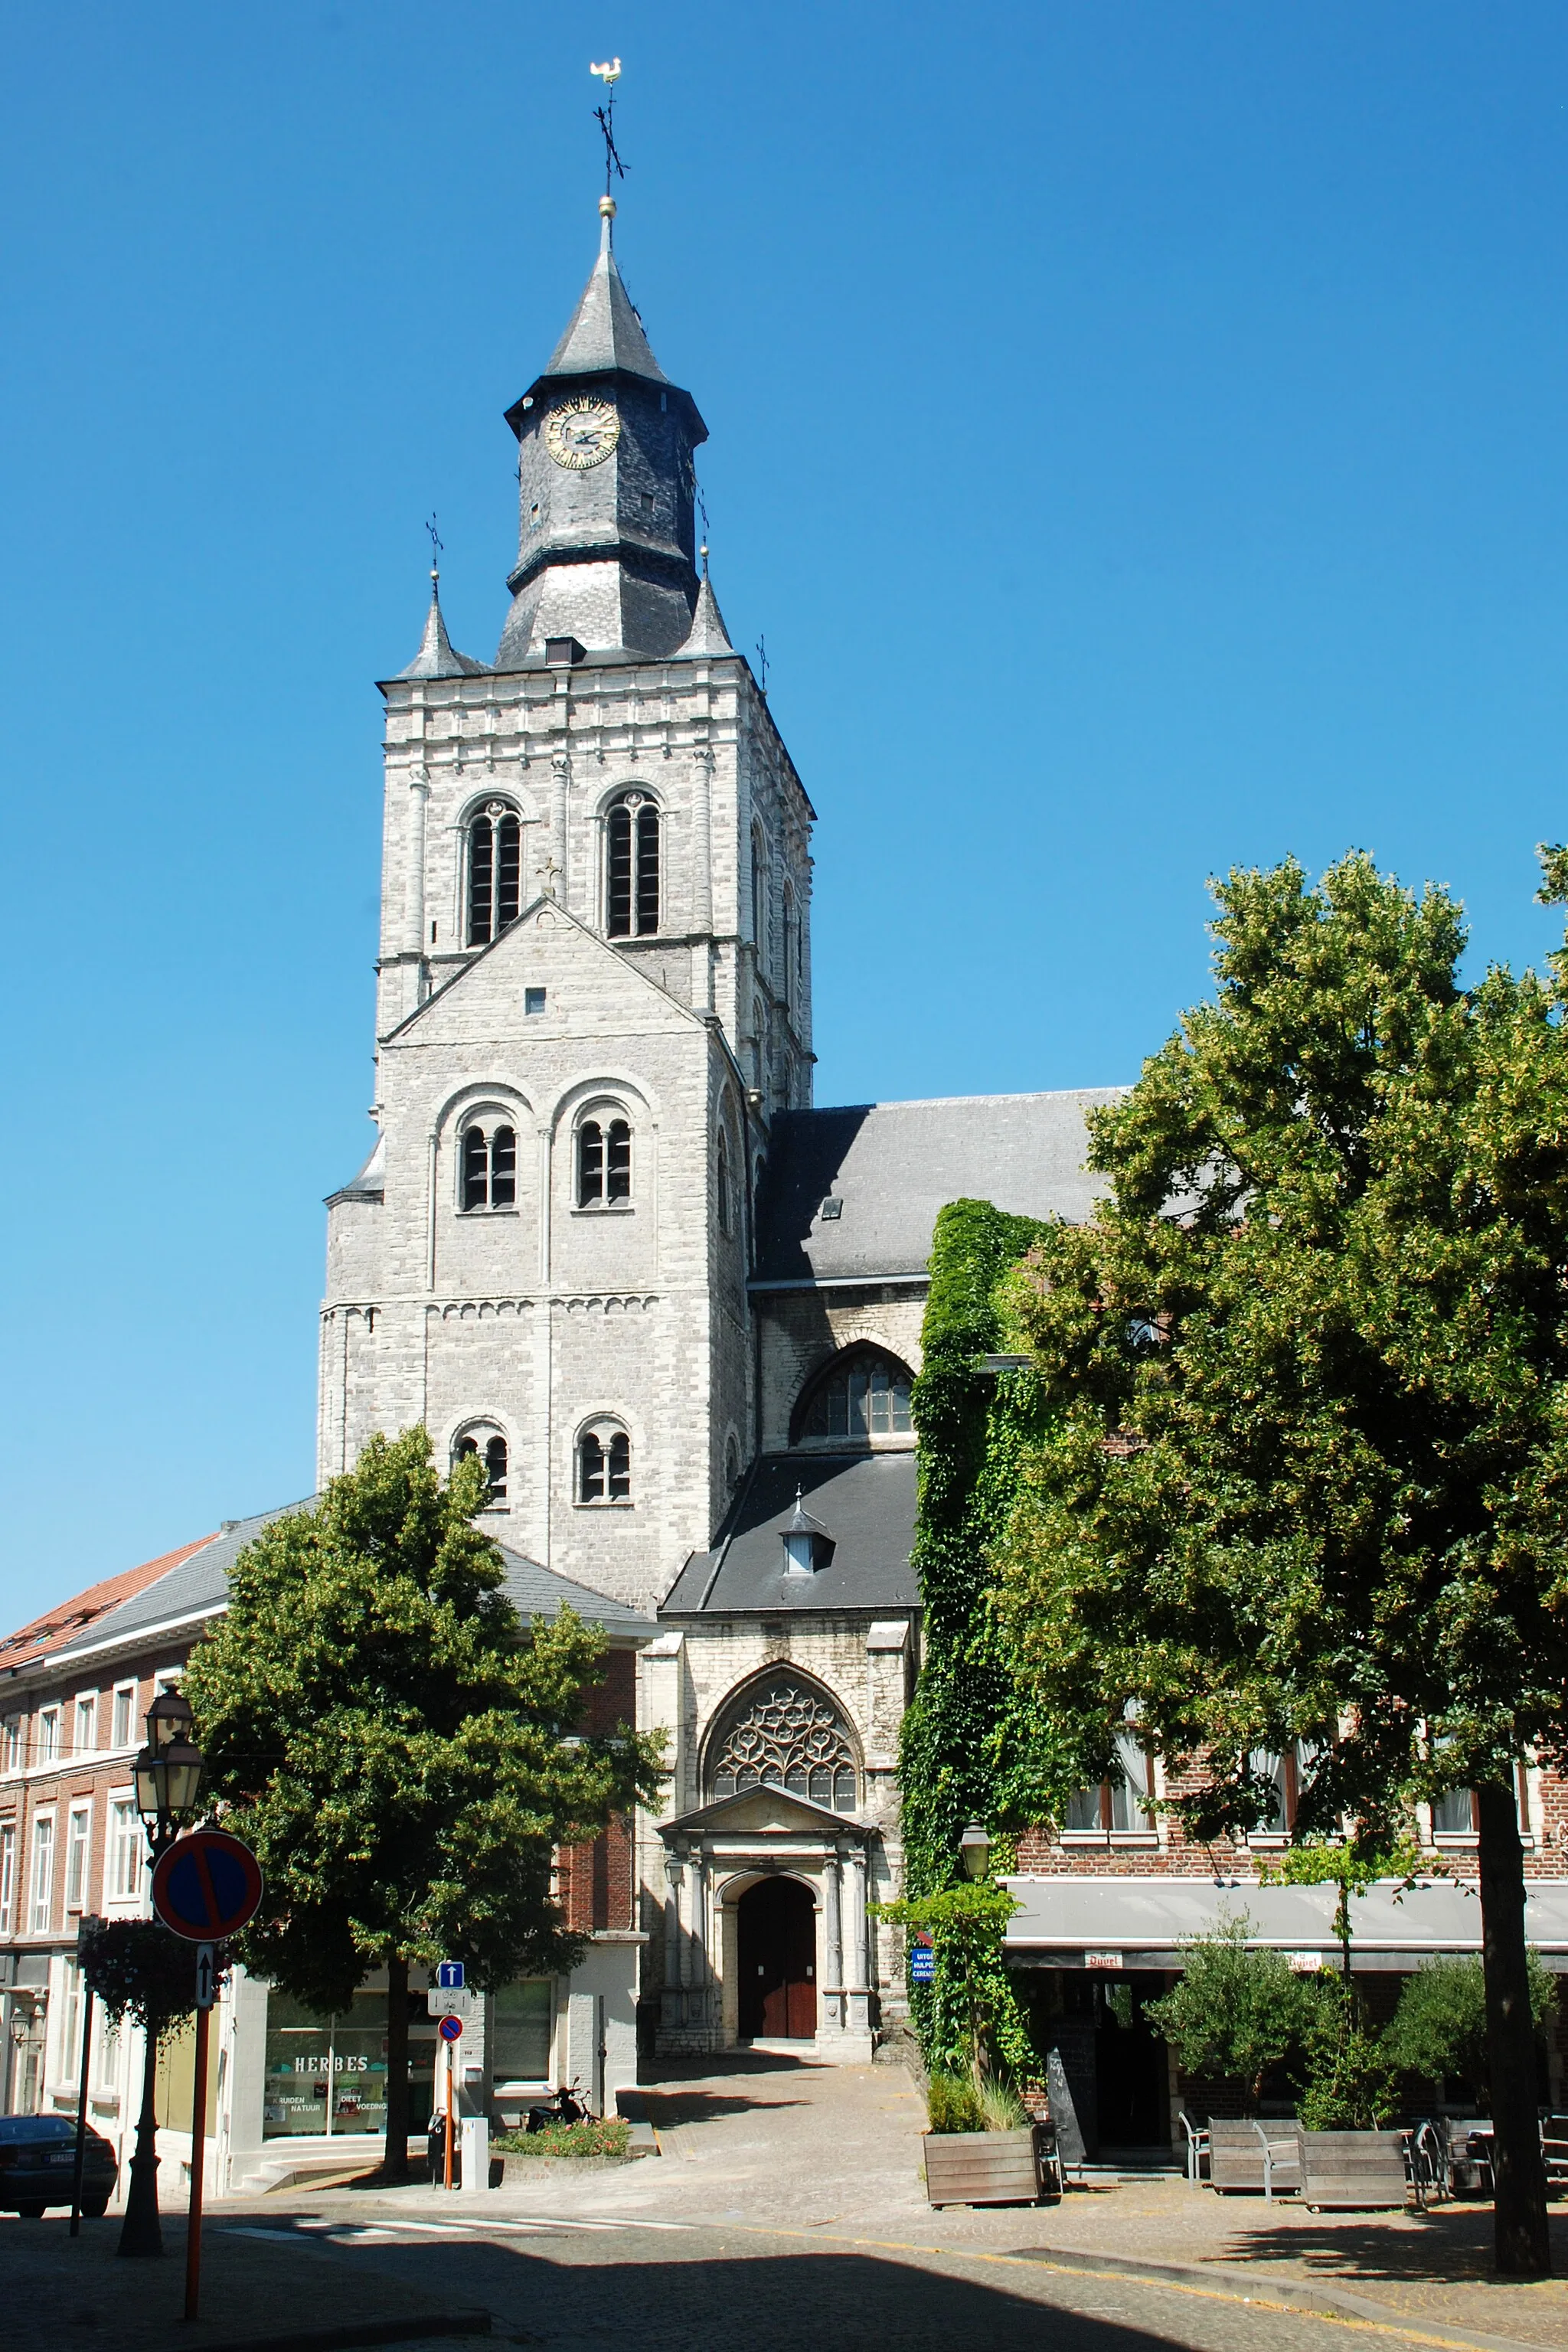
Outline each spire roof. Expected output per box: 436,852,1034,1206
676,567,733,656
543,206,669,384
398,573,485,680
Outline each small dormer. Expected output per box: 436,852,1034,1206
781,1488,835,1577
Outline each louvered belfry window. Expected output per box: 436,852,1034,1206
580,1426,632,1502
462,1124,517,1210
468,805,521,946
577,1119,631,1207
606,795,659,936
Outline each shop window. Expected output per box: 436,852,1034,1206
261,1987,418,2141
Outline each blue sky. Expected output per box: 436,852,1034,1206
4,2,1568,1617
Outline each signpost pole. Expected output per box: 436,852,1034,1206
184,1947,214,2322
443,2040,455,2191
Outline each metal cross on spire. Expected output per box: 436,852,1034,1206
426,513,443,580
590,58,626,197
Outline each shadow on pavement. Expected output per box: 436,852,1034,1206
318,2236,1263,2352
1212,2205,1568,2288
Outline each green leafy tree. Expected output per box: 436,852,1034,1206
1298,1988,1399,2130
993,851,1568,2275
183,1428,662,2181
1383,1952,1557,2103
871,1879,1027,2079
1144,1914,1319,2105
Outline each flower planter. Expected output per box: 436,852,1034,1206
923,2128,1044,2207
1208,2118,1301,2195
1296,2128,1409,2210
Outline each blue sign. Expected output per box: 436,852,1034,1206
436,1960,465,1990
910,1944,936,1985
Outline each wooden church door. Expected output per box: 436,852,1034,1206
737,1876,816,2038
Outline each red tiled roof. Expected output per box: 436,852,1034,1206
0,1537,217,1667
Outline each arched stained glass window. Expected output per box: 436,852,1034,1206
801,1350,913,1443
468,805,521,946
606,795,659,936
708,1677,858,1813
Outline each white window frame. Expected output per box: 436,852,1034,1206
58,1956,84,2092
73,1691,98,1756
29,1812,55,1933
64,1801,91,1912
0,1820,15,1933
1,1716,19,1773
152,1669,181,1701
111,1681,138,1750
108,1792,143,1906
38,1705,61,1763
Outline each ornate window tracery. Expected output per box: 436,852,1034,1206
708,1677,858,1813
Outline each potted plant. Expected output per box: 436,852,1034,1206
922,2065,1048,2207
1145,1914,1318,2192
1294,1988,1406,2208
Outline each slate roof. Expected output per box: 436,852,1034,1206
45,1505,654,1666
662,1450,918,1618
751,1090,1125,1288
676,574,733,655
542,224,669,385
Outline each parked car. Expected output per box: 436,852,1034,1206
0,2115,118,2217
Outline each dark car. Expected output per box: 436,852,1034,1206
0,2115,118,2217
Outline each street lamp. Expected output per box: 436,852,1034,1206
959,1821,991,1880
133,1692,204,1859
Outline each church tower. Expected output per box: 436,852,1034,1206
318,199,815,1612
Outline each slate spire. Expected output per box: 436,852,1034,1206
398,567,485,681
544,201,669,385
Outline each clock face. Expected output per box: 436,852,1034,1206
544,394,621,470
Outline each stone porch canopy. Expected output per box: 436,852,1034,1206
656,1786,877,2055
1004,1873,1568,1973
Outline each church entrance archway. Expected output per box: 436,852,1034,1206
737,1876,816,2039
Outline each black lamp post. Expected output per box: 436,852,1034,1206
118,1694,205,2258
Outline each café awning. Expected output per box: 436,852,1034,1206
1002,1873,1568,1973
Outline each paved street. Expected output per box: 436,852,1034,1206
225,2055,1568,2352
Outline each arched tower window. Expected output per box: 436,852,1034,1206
716,1132,732,1234
577,1117,632,1207
707,1674,858,1813
750,829,767,959
578,1422,632,1502
455,1428,508,1504
606,794,660,936
467,804,521,946
796,1348,914,1446
461,1122,517,1210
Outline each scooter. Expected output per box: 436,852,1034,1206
525,2081,590,2134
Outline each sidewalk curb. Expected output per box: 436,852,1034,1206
1004,2244,1560,2352
196,2314,492,2352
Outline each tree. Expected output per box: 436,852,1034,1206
1144,1914,1319,2106
1383,1952,1557,2104
183,1428,662,2181
78,1919,207,2256
994,851,1568,2274
871,1879,1026,2080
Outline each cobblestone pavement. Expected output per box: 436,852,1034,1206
239,2055,1568,2352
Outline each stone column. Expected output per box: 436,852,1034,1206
824,1854,844,2035
846,1847,869,2040
690,1852,710,2036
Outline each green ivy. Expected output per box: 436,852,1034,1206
898,1199,1050,2079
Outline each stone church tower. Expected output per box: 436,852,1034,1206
318,199,815,1612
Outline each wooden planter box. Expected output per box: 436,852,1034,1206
923,2128,1042,2207
1208,2118,1301,2194
1297,2128,1409,2210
